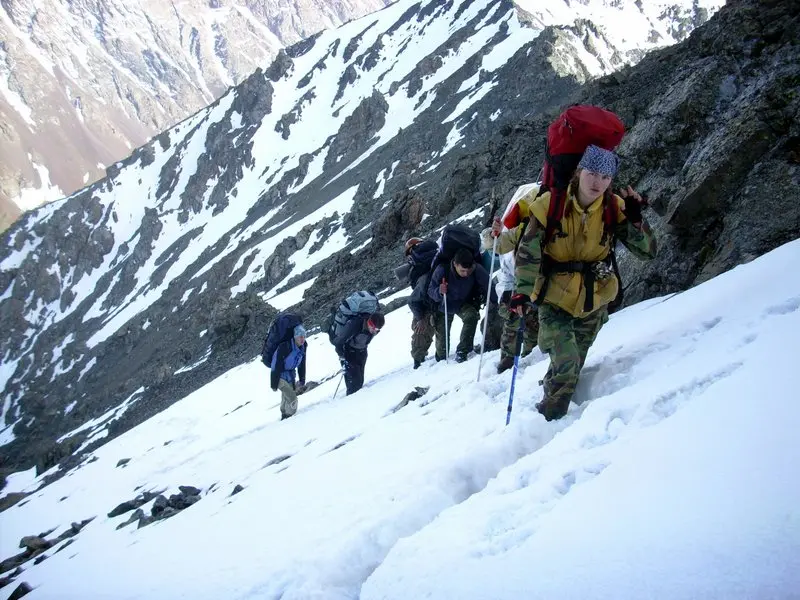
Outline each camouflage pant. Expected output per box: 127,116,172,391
277,379,298,418
434,303,479,360
410,313,435,363
537,303,608,420
498,302,539,360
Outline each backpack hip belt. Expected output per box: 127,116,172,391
536,255,614,313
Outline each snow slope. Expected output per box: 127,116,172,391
2,237,798,599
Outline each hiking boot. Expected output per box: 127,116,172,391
496,356,514,374
455,351,469,363
535,398,568,421
413,359,422,369
280,413,292,421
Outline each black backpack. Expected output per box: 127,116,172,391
262,312,303,366
430,224,482,272
407,240,438,288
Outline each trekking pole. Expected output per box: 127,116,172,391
443,289,449,363
505,312,527,426
477,233,498,382
333,370,344,399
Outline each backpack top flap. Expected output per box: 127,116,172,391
543,105,625,191
330,291,379,340
432,224,481,271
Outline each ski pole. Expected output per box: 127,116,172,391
505,313,527,426
477,233,498,382
333,370,344,399
443,287,449,363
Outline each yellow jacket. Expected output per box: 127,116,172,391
515,188,657,318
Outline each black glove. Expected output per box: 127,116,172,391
509,293,531,311
623,194,643,224
339,357,348,369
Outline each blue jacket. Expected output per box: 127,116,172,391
270,338,307,390
427,262,489,314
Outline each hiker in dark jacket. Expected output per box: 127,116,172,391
270,324,307,420
404,238,438,369
427,248,490,363
332,311,385,395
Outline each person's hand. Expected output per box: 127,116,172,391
491,217,503,238
439,279,448,295
339,357,348,369
509,293,531,316
620,185,644,224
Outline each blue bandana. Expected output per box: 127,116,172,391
578,144,619,177
294,324,307,338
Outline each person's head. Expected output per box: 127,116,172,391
574,144,619,203
293,324,307,345
453,248,476,278
367,312,385,334
404,237,424,256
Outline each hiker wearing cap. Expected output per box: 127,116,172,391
511,144,657,421
427,247,490,363
270,324,308,420
331,311,385,395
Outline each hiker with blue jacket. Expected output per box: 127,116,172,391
427,248,490,363
270,324,308,420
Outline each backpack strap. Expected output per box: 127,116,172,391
542,188,568,247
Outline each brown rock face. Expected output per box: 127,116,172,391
0,0,393,232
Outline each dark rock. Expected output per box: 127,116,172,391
108,499,142,518
0,571,20,589
136,515,154,529
155,506,179,521
33,555,47,565
115,509,144,530
151,495,168,516
0,551,32,575
54,539,74,553
7,582,33,600
178,485,201,496
18,537,50,552
391,386,431,413
0,493,29,513
231,484,244,496
115,458,131,468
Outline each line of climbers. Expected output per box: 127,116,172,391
260,104,657,423
260,292,385,420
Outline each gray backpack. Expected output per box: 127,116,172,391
327,291,379,343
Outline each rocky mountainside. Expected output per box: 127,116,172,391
0,0,391,229
0,0,727,480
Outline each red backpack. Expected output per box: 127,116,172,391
538,104,625,245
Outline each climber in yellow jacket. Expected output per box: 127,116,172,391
504,144,657,421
